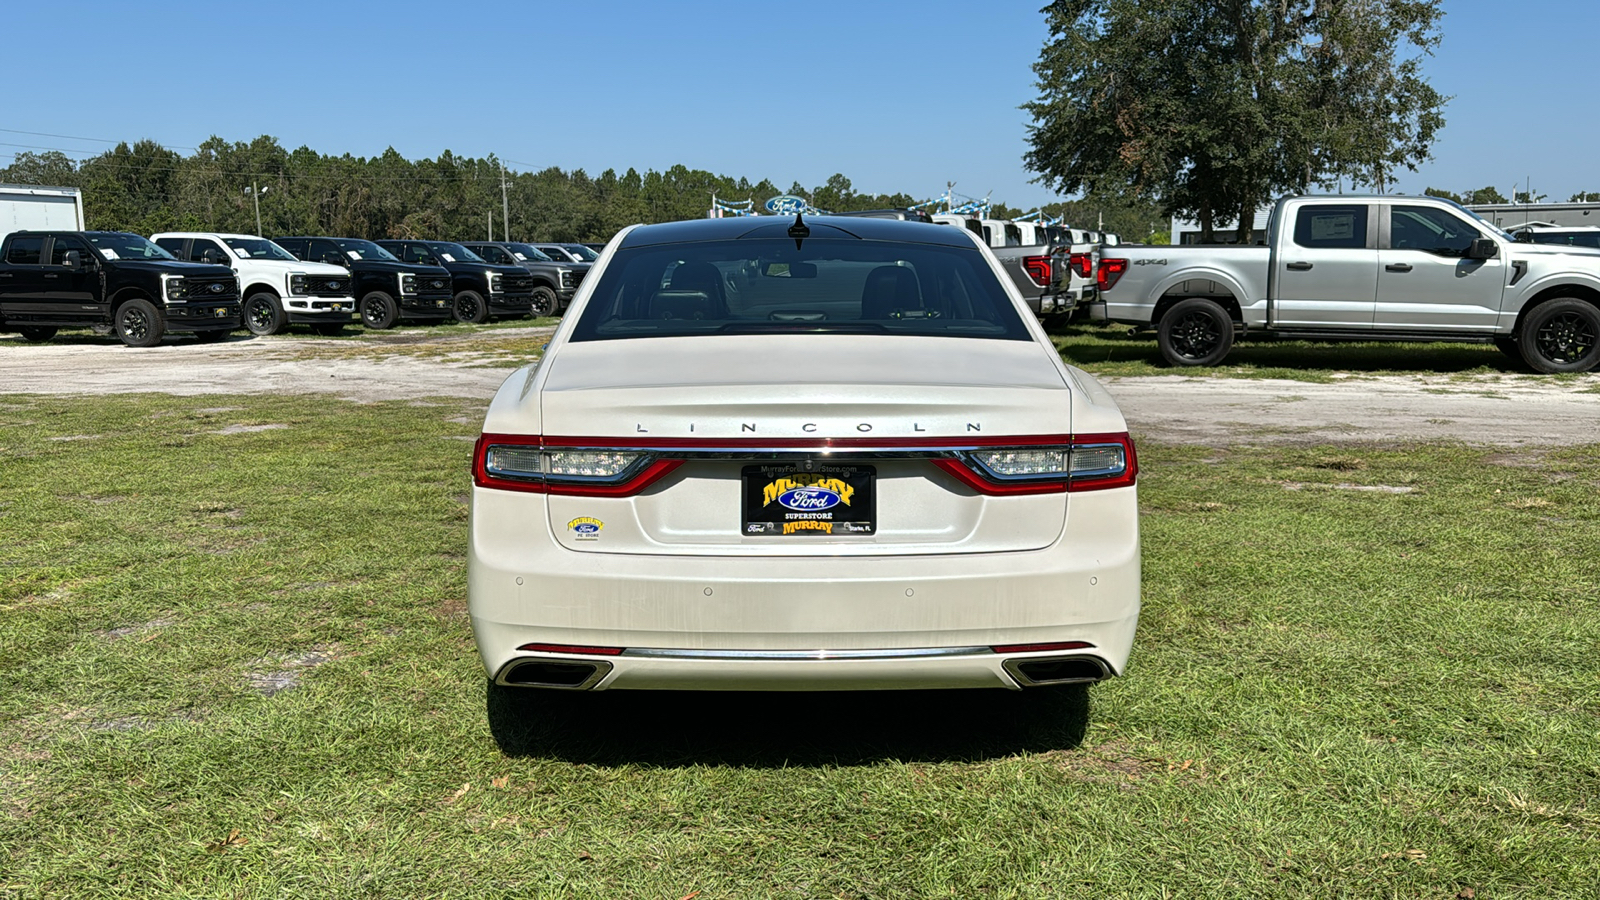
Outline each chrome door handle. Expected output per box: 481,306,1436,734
43,273,59,279
1286,261,1313,271
1385,263,1413,273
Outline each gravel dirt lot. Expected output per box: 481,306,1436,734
2,330,1597,446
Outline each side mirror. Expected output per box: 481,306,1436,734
1467,238,1499,260
62,250,82,269
201,249,227,264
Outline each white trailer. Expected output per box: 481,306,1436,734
0,184,85,244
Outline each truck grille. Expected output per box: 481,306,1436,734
502,274,535,294
183,277,239,300
416,276,452,297
302,275,351,296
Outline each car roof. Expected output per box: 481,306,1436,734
617,215,972,249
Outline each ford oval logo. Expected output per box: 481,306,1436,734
328,281,340,290
432,280,444,289
765,194,808,215
208,283,224,293
778,487,841,511
573,522,600,535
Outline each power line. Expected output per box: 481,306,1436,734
0,127,199,151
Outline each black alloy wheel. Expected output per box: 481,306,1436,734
528,286,558,318
360,292,399,330
245,293,287,336
1518,298,1600,373
18,326,57,343
115,298,165,348
453,290,489,324
1156,297,1235,367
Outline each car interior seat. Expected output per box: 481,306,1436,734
860,265,925,319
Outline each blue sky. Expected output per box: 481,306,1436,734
1,0,1595,209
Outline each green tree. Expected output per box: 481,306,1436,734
1569,192,1600,203
1024,0,1447,243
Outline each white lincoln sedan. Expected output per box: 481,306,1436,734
469,215,1140,735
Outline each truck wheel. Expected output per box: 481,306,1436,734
244,292,288,336
18,326,57,343
529,286,558,318
360,292,399,330
1157,297,1234,366
310,323,346,336
1517,299,1600,373
453,290,489,324
115,298,166,348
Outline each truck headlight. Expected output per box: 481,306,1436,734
400,274,417,294
491,274,504,292
290,274,307,295
165,277,188,301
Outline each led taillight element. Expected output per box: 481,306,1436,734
474,434,682,496
933,432,1138,495
1023,254,1053,288
1097,258,1129,291
1069,252,1092,278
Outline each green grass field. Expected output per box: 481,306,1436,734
2,394,1597,898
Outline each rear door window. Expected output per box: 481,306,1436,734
154,237,188,258
5,235,44,265
1292,205,1369,250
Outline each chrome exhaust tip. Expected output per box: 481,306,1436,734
1002,655,1111,687
496,658,612,690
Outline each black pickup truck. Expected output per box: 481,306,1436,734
375,240,536,323
460,241,581,317
0,231,240,346
273,236,454,329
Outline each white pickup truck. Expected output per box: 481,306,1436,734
152,232,357,335
1091,195,1600,372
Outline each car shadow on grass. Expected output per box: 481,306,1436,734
1053,324,1517,374
487,683,1090,766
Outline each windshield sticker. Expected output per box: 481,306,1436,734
234,248,251,258
1310,214,1354,241
440,253,455,262
513,253,527,260
100,248,119,259
346,250,362,260
567,517,604,540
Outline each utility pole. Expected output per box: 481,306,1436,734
500,162,511,241
251,181,263,235
488,211,493,242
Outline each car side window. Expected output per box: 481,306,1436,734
48,235,89,265
1389,206,1480,257
309,240,345,265
481,246,511,264
1292,205,1368,250
154,237,187,258
5,236,45,264
193,239,228,264
402,244,438,265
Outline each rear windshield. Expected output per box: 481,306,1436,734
1528,231,1600,249
569,238,1030,342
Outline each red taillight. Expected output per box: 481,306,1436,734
1069,252,1092,278
517,642,625,656
1022,254,1053,288
473,433,682,497
1097,258,1128,291
932,432,1138,496
991,640,1094,654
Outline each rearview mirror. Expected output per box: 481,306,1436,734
762,261,817,278
1466,238,1499,260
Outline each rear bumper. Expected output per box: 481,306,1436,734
468,484,1141,690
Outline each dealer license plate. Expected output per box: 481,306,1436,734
742,463,875,536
